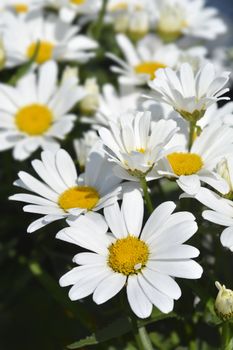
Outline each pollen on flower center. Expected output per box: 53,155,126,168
108,236,149,276
70,0,85,5
134,61,167,80
15,104,53,135
14,3,29,13
27,41,54,64
167,152,203,176
58,186,100,211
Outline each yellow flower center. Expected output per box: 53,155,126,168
167,152,203,176
70,0,85,5
27,41,54,64
14,3,29,13
108,236,149,276
136,148,145,153
134,61,167,80
58,186,100,211
15,104,53,135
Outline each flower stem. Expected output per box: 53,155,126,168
188,122,196,151
131,314,153,350
140,177,154,214
93,0,108,39
221,322,233,350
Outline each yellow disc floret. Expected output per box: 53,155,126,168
58,186,100,211
70,0,85,5
14,3,29,13
167,152,203,176
27,41,54,65
15,104,53,135
108,236,149,276
134,62,167,80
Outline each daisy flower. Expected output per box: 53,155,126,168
0,61,85,160
0,0,43,14
99,110,178,181
108,34,206,86
57,189,202,318
45,0,102,23
154,0,227,42
148,63,230,122
1,10,98,68
73,130,99,170
185,186,233,252
81,84,141,128
9,145,123,233
159,122,233,195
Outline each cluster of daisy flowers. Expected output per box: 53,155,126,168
1,0,233,347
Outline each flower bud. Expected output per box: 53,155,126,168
79,78,100,116
217,157,233,193
61,66,79,85
0,38,6,70
215,281,233,320
128,11,149,41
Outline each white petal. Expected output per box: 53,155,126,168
127,275,152,318
138,274,174,314
220,226,233,251
122,189,144,237
93,273,126,304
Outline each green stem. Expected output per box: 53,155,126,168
221,322,232,350
94,0,108,39
188,122,196,151
140,177,154,214
138,326,154,350
131,314,153,350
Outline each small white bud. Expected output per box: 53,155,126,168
79,78,100,115
215,281,233,320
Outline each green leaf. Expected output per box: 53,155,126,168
67,317,132,349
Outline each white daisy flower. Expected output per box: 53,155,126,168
107,34,181,86
159,122,233,195
45,0,102,23
73,130,99,170
99,110,178,181
1,10,98,68
148,63,230,122
81,84,141,128
185,186,233,251
57,189,202,318
0,0,43,14
0,60,85,160
9,146,123,233
154,0,227,42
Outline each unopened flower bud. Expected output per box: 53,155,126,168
128,11,149,41
79,78,100,116
215,281,233,320
217,157,233,196
61,66,79,85
0,38,6,70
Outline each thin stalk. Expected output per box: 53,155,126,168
140,177,154,214
188,122,196,151
94,0,108,39
130,314,153,350
138,326,154,350
221,322,232,350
